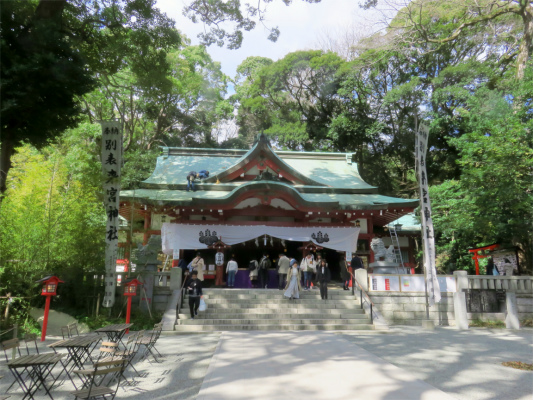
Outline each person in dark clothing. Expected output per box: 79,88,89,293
316,259,331,300
186,271,203,319
351,253,364,271
340,255,350,290
258,253,271,289
198,170,210,179
186,171,197,192
350,253,364,288
486,257,495,275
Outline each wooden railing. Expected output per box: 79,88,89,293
467,276,533,294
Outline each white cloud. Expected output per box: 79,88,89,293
157,0,382,79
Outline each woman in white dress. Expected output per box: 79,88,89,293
284,259,301,300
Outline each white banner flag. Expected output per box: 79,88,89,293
162,224,360,254
416,123,441,305
101,121,122,308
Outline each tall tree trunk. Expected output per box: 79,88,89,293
516,3,533,80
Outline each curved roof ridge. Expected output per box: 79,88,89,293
202,134,326,187
192,180,340,208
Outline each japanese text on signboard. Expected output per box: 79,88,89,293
101,121,122,308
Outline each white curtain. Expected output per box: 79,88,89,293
162,223,359,254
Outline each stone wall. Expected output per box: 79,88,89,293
364,270,533,327
368,292,456,326
368,292,532,326
517,294,533,320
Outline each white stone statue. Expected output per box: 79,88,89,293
370,238,396,262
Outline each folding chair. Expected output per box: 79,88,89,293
70,358,128,400
61,325,71,339
1,339,21,362
114,332,143,378
137,323,163,363
23,333,39,355
96,341,118,362
68,323,80,338
1,339,22,393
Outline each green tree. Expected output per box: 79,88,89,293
430,75,533,272
0,123,106,312
362,0,532,80
0,0,179,196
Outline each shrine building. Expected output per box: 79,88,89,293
119,134,418,280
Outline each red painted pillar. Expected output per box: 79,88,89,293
125,297,132,334
41,296,51,342
473,253,480,275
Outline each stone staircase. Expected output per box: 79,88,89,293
174,288,374,331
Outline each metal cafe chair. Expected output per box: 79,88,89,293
1,338,21,362
1,339,23,393
114,332,143,378
23,333,39,355
137,323,163,363
95,342,118,363
60,325,70,340
70,358,128,400
60,323,81,340
75,341,118,388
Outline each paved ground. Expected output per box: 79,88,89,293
1,328,531,400
341,327,533,400
197,331,454,400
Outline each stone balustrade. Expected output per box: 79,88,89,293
467,275,532,294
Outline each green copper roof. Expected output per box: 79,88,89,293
141,135,375,191
123,135,418,213
121,185,417,210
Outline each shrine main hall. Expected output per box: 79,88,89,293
119,134,418,279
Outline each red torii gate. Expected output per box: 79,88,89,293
468,244,499,275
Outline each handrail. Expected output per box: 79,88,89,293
349,272,376,324
175,273,188,320
0,327,16,337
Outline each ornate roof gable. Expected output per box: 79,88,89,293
203,134,326,186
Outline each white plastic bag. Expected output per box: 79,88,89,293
199,297,207,312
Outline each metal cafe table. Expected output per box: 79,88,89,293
94,323,133,347
48,335,102,389
7,352,64,400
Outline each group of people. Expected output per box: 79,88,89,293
486,256,515,276
179,251,366,318
281,252,364,301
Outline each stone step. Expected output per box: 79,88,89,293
177,317,371,325
178,312,368,320
204,303,361,310
193,298,360,306
173,323,375,332
199,291,356,300
178,308,365,316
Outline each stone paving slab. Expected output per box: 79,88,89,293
197,331,455,400
0,333,220,400
340,327,533,400
2,327,532,400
